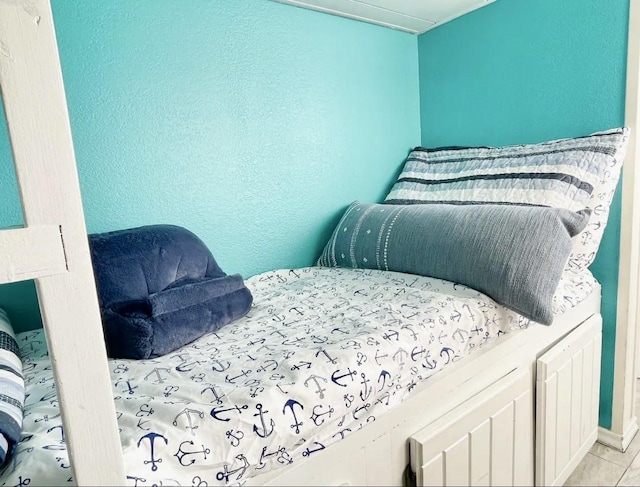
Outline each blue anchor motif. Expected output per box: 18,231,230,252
311,404,334,426
210,404,248,422
113,364,129,374
35,412,61,423
136,404,154,418
392,347,409,366
174,440,210,466
47,425,65,443
401,324,419,341
137,432,168,471
256,445,293,470
276,381,295,394
422,350,437,370
440,347,455,364
210,360,231,372
411,346,426,362
225,369,251,385
374,349,388,366
353,402,371,420
256,359,278,373
339,340,360,350
225,429,244,447
163,385,179,397
378,370,391,391
125,475,146,487
253,403,275,438
282,399,304,434
376,391,391,406
315,348,338,365
193,474,208,486
452,328,467,343
143,367,170,384
190,372,206,383
176,360,203,373
344,393,355,408
290,361,312,371
173,408,204,435
438,330,448,344
359,373,373,401
332,427,352,440
115,378,137,395
304,375,328,399
40,390,58,404
331,368,357,387
216,454,250,483
302,441,326,457
201,383,226,404
249,386,265,398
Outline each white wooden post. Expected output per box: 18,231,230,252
0,1,125,483
606,0,640,451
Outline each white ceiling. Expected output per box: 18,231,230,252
272,0,496,34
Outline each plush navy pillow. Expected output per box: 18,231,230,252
89,225,253,359
317,202,590,325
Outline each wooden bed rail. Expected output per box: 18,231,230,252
0,1,125,484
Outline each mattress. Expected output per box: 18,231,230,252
0,267,598,486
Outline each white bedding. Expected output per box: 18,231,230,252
1,267,597,486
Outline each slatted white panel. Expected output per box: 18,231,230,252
536,315,602,487
411,368,533,486
0,1,125,484
423,454,444,487
0,226,67,283
470,421,491,486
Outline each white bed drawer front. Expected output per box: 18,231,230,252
410,367,533,486
535,314,602,487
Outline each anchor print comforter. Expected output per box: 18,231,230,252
0,267,597,486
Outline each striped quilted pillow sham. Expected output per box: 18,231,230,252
384,128,629,272
0,309,23,466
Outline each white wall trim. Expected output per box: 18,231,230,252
611,0,640,440
597,419,639,452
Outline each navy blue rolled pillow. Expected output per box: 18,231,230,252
317,202,589,325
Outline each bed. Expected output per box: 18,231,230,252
0,2,635,486
0,265,599,486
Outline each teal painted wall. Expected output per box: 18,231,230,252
0,0,421,331
417,0,629,428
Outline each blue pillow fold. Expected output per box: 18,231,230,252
89,225,253,359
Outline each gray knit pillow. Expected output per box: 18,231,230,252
317,202,590,324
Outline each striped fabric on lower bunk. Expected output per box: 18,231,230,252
0,309,24,467
0,267,597,486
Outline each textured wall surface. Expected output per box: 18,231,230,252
417,0,629,428
0,0,421,330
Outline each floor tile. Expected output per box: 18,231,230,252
618,451,640,486
564,453,625,487
590,430,640,468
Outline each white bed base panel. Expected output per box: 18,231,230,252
248,288,601,486
411,367,534,487
536,315,602,486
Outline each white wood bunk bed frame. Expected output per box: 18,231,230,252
0,1,639,486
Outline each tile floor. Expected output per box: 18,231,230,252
565,380,640,486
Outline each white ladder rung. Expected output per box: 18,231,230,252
0,225,67,284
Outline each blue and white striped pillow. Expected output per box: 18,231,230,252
0,310,24,466
384,128,629,272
